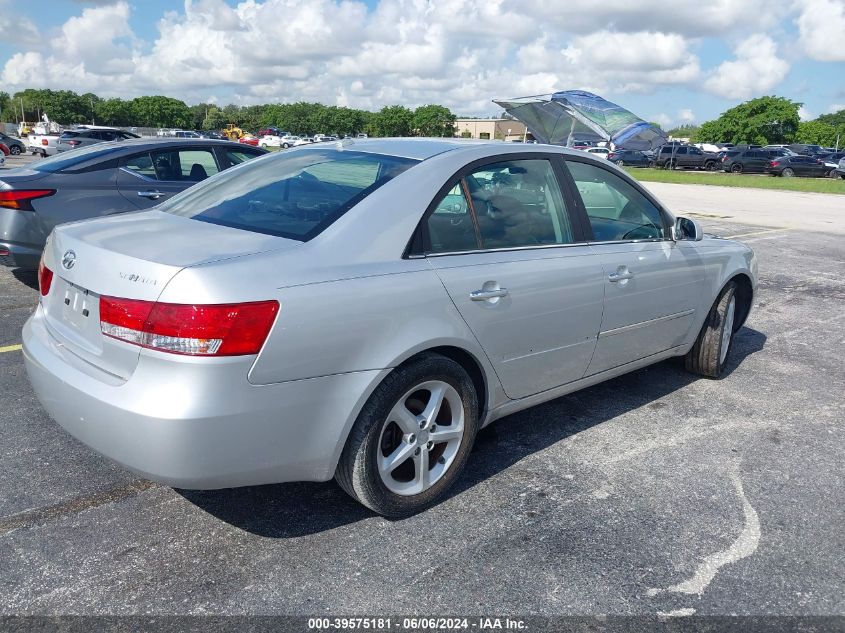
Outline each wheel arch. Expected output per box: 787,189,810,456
328,340,500,480
727,272,754,331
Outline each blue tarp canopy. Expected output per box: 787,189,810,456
493,90,668,151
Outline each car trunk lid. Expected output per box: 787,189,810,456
41,210,295,380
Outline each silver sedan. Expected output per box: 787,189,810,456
23,139,757,516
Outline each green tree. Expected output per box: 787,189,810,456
95,98,131,126
666,124,699,138
0,91,12,122
372,105,413,137
691,96,801,145
796,120,840,146
412,104,456,137
129,95,192,128
202,106,227,131
816,109,845,128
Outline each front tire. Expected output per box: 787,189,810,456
730,163,743,173
685,281,738,379
9,146,21,155
336,353,479,517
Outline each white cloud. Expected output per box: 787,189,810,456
828,103,845,113
0,0,39,47
798,106,814,121
651,113,673,129
796,0,845,62
703,34,789,99
523,0,788,36
0,0,823,119
678,108,695,123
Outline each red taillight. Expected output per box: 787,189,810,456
38,258,53,296
41,139,48,146
99,296,279,356
0,189,57,211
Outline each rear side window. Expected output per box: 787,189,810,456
159,149,418,241
566,160,666,242
30,144,123,173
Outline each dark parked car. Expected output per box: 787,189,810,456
764,155,828,177
655,145,720,170
56,127,140,153
835,157,845,179
787,143,825,156
606,149,652,167
722,148,790,174
0,138,266,269
0,132,26,155
197,131,224,139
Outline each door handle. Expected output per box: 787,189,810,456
470,287,509,301
138,190,166,200
608,267,634,282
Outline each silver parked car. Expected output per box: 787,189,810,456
23,139,757,516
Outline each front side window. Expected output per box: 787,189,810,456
124,152,157,179
159,149,418,241
225,149,260,165
425,159,574,253
566,160,666,242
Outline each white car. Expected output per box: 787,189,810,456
586,147,610,159
278,135,311,149
258,135,284,148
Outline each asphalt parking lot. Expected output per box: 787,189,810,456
0,195,843,618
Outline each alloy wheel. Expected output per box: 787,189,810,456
782,168,794,177
377,380,465,496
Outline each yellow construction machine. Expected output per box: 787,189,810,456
222,124,245,141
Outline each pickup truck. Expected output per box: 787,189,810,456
27,133,61,157
654,144,720,171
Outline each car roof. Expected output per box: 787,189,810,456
294,137,593,161
82,137,260,153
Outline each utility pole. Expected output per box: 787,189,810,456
90,97,95,125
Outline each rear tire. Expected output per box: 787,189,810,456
9,146,21,155
615,159,625,167
335,353,479,517
730,163,743,173
685,281,738,379
782,167,794,177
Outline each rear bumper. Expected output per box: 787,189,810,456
0,208,47,268
23,307,385,489
0,242,41,268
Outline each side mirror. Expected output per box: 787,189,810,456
672,216,703,241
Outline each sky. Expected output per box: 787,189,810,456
1,0,844,127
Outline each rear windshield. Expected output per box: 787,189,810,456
158,148,419,241
32,144,123,173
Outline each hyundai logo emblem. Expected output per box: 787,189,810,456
61,250,76,270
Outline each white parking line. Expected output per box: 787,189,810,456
724,228,791,239
0,344,22,354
